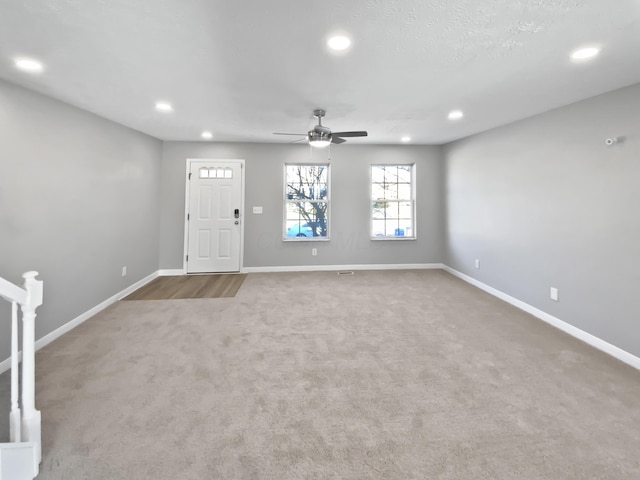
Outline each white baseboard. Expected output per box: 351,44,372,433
442,265,640,371
0,271,159,374
243,263,443,273
158,269,184,276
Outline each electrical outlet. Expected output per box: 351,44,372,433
312,248,317,256
475,259,480,269
122,266,127,277
550,287,559,301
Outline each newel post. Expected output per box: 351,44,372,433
20,271,43,463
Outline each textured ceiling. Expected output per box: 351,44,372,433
1,0,639,144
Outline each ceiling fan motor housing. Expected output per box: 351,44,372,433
308,130,332,145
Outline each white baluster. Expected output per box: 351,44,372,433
20,271,43,464
9,301,21,443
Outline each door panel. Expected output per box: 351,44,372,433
187,161,242,273
198,186,212,219
218,229,231,258
218,186,232,218
197,230,211,258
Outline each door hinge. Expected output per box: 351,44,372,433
188,172,192,180
187,213,190,221
186,255,189,262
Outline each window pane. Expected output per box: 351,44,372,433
397,166,411,183
374,200,411,219
398,201,413,219
384,166,400,183
372,182,400,200
371,183,386,200
372,201,386,219
371,165,385,183
386,221,401,237
371,219,386,237
287,184,309,201
286,165,328,184
285,201,327,238
391,225,406,236
384,201,400,218
286,166,327,200
199,167,209,178
385,183,398,200
287,183,327,200
397,183,411,200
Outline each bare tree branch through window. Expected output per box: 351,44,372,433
284,164,329,239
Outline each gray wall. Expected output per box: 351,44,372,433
3,75,638,366
444,83,640,357
0,80,162,362
160,143,445,269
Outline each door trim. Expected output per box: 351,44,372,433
183,158,245,274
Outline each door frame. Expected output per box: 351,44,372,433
183,158,245,274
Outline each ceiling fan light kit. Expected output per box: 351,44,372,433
308,130,332,148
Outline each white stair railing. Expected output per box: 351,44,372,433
1,272,43,480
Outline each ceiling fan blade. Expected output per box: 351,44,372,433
331,137,347,144
331,131,368,137
273,132,307,136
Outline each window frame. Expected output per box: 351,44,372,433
370,163,416,240
283,163,331,242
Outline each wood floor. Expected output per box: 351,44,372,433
122,274,247,300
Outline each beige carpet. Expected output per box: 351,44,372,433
2,270,640,479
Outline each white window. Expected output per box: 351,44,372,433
199,167,232,179
371,164,415,239
284,164,330,240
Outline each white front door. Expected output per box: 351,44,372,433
185,160,243,273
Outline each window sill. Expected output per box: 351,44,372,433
282,237,331,242
370,236,416,241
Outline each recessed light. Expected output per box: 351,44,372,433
401,136,411,143
14,57,44,73
327,35,351,52
201,131,213,139
155,101,173,112
570,46,600,61
448,110,464,120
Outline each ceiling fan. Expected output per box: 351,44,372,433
274,109,368,148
